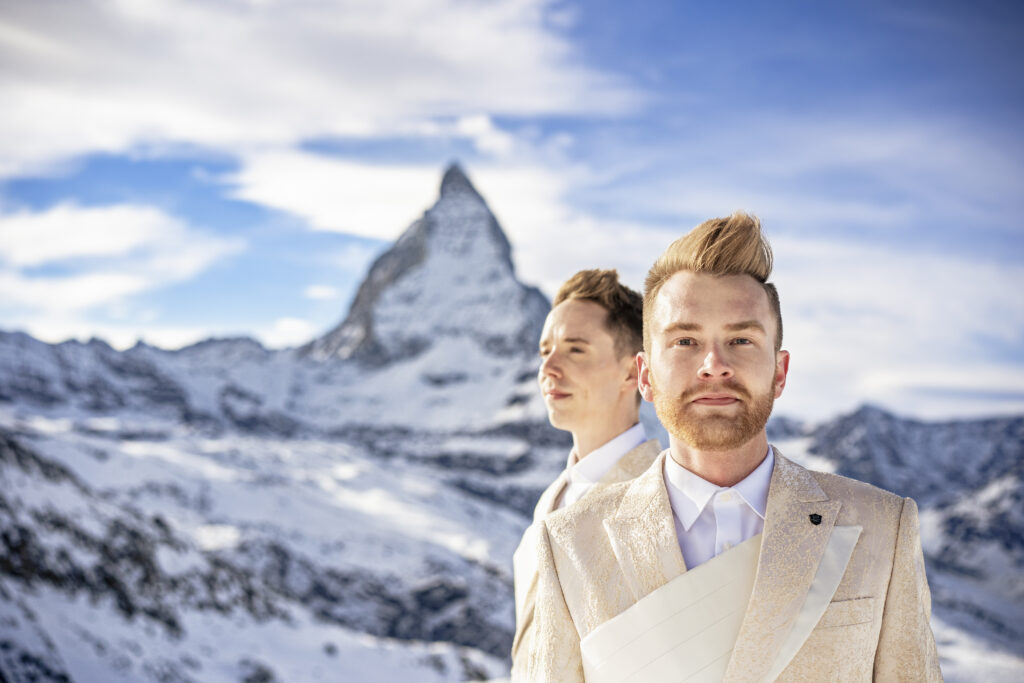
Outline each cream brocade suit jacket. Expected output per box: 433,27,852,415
511,439,662,659
511,450,942,682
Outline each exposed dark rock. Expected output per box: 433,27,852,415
766,415,805,440
0,433,81,486
449,479,541,518
217,385,302,437
0,432,287,642
62,375,126,411
809,405,1024,506
0,642,73,683
417,451,532,476
231,540,513,659
0,369,64,407
300,214,430,364
468,420,572,449
514,369,537,383
238,658,277,683
422,372,468,387
414,578,469,611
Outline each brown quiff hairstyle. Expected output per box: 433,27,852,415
553,269,643,359
643,212,783,353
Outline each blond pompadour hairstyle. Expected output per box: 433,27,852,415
553,268,643,358
643,211,783,353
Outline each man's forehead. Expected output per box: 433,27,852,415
652,271,771,323
541,299,611,339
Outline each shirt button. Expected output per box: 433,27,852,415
720,491,733,502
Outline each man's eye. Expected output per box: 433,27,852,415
539,349,550,357
569,347,584,353
675,338,694,346
731,338,752,345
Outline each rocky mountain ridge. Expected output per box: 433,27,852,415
302,164,548,365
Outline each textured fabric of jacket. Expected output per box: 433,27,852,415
511,438,662,659
511,449,942,682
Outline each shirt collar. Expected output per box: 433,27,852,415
566,422,647,485
733,446,773,519
664,446,775,531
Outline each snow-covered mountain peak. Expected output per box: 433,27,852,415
303,164,548,366
438,162,481,200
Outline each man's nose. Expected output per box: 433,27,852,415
698,345,733,379
539,350,562,378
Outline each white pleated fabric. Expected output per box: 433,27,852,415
581,534,762,683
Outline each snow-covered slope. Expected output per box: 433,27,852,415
1,166,1021,681
0,414,517,682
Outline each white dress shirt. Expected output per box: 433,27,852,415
663,446,775,570
556,422,648,510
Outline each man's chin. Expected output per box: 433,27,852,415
679,425,754,451
546,411,577,433
656,395,774,452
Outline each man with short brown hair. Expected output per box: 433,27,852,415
510,268,661,659
512,214,941,682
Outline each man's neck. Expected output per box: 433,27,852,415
667,432,770,487
572,412,640,460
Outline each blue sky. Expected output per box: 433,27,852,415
1,0,1022,420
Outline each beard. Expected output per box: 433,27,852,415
651,375,775,451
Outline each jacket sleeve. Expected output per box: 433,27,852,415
510,523,539,660
873,497,943,681
511,522,584,683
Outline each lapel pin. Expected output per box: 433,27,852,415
809,513,822,525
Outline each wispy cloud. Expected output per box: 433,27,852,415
0,202,243,324
577,113,1024,252
772,236,1024,418
304,285,340,301
0,0,637,177
259,317,317,349
225,152,439,238
0,203,185,266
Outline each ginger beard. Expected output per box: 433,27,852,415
649,372,776,451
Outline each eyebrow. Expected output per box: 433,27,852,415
662,321,766,333
540,335,592,348
725,320,766,333
664,322,701,333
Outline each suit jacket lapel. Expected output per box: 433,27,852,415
599,438,661,487
532,470,568,519
724,453,842,683
602,451,687,602
535,439,661,520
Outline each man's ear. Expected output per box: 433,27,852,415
623,351,639,387
774,349,790,398
637,352,654,402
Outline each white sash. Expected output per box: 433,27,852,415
581,534,762,683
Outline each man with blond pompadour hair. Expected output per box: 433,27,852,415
512,213,941,682
511,268,662,661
